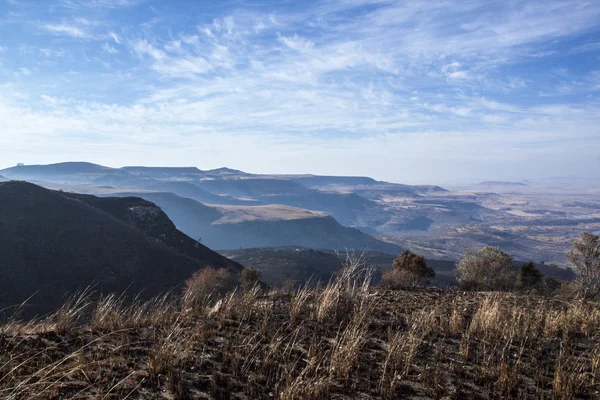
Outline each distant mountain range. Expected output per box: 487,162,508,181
108,191,402,254
0,162,433,252
2,162,597,266
0,181,242,316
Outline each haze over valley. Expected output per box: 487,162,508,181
2,161,598,266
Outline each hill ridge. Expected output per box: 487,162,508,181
0,181,242,316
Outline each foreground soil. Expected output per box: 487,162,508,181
1,286,599,399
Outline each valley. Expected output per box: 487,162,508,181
2,162,597,267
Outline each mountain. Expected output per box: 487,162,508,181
1,162,124,183
290,174,446,194
111,191,402,254
0,175,7,182
0,181,242,316
4,162,594,267
0,162,434,227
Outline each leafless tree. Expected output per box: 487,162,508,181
567,232,600,300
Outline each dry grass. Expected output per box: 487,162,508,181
1,275,599,399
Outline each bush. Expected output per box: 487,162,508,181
518,261,543,292
567,232,600,300
381,268,417,290
183,266,237,307
456,246,517,291
240,267,261,291
381,250,434,289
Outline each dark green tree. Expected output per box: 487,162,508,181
518,261,543,291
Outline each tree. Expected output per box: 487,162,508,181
456,246,517,291
518,261,543,291
382,250,434,289
567,232,600,300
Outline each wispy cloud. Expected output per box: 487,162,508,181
39,48,66,57
0,0,599,182
102,42,118,54
42,23,89,38
56,0,146,9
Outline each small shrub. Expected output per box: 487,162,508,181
240,267,262,291
381,250,434,289
183,266,237,308
456,246,517,291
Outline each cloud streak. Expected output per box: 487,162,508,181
0,0,599,183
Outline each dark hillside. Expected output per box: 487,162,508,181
223,247,575,288
0,182,241,316
220,247,344,286
63,193,243,270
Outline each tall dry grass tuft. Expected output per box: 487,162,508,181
45,287,93,333
147,317,191,390
315,251,373,323
380,307,437,398
329,295,375,382
553,344,588,399
91,292,177,331
209,285,260,321
289,281,312,323
278,344,331,400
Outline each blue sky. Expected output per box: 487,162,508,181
0,0,599,184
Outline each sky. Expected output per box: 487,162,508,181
0,0,599,184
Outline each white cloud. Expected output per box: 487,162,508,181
447,70,469,79
42,23,89,38
39,48,66,57
131,39,166,60
109,31,122,44
278,34,314,52
102,42,118,54
57,0,146,9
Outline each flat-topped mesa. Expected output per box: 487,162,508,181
0,162,118,178
121,166,203,175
